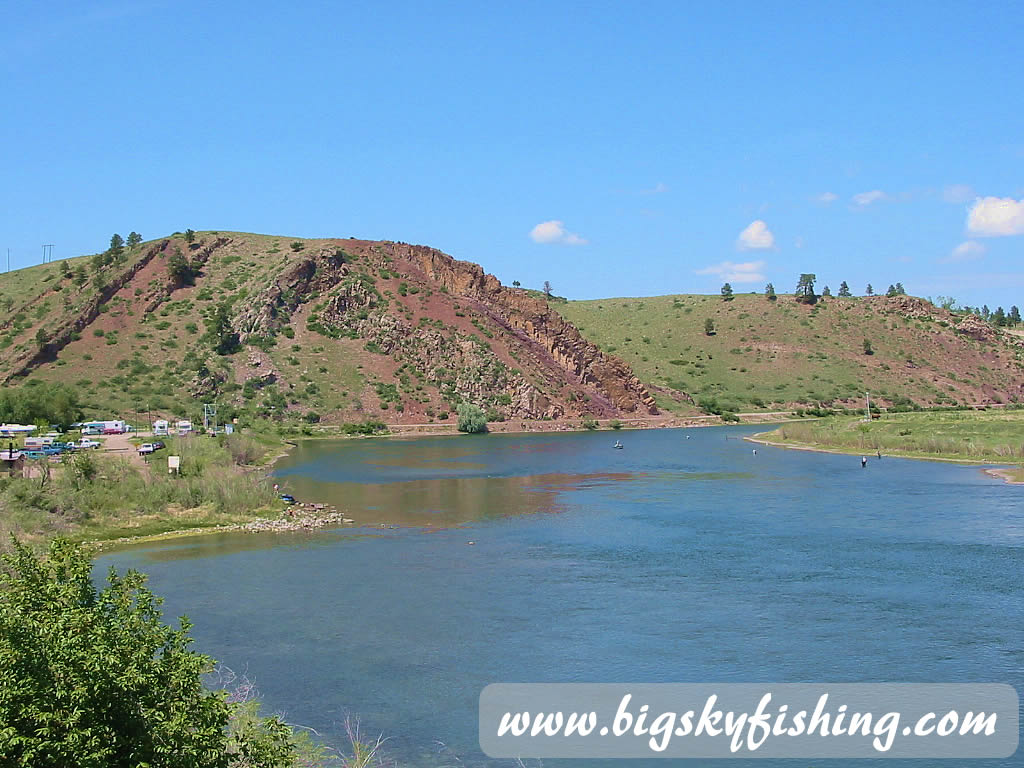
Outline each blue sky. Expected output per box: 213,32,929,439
3,1,1023,308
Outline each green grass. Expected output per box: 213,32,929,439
754,409,1024,463
0,432,288,550
559,293,1024,413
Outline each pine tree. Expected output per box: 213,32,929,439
866,284,874,296
721,282,734,301
108,233,124,259
838,281,851,297
795,274,817,304
167,248,195,286
822,285,832,297
764,282,776,301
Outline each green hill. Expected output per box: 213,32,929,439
4,233,1023,428
559,292,1024,414
0,232,656,426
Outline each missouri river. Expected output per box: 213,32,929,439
99,427,1024,767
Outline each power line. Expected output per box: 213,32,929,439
42,244,54,264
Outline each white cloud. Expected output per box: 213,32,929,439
941,241,987,263
967,196,1024,236
529,220,588,245
696,260,766,284
736,220,775,251
942,184,974,204
816,192,838,204
852,189,886,207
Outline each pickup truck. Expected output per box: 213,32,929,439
76,439,101,449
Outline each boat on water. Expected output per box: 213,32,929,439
613,441,623,449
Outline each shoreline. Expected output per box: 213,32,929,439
745,434,1024,484
90,503,360,553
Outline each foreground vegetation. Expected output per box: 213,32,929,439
0,432,286,551
753,408,1024,465
0,538,361,767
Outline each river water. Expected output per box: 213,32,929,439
98,426,1023,767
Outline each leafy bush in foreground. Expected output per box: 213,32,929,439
0,538,302,767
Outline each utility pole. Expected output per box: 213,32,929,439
864,391,871,422
42,244,54,264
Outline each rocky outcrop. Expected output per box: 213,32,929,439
316,290,562,419
188,367,227,399
235,246,348,340
879,295,942,321
955,314,999,342
381,243,658,415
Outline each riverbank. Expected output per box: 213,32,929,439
747,410,1024,484
313,410,804,438
90,502,359,552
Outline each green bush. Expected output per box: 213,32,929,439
456,403,488,433
341,420,387,435
0,539,298,766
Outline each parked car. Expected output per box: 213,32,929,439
76,439,101,449
152,441,165,450
137,443,156,455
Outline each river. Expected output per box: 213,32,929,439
98,426,1024,767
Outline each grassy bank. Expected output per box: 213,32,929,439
0,431,289,552
752,409,1024,465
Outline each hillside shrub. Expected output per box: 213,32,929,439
456,403,488,434
341,420,387,435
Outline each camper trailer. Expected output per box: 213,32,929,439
153,420,169,436
83,420,127,435
176,420,193,436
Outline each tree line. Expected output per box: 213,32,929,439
718,275,1021,328
721,275,907,304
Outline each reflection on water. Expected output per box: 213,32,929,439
279,470,754,527
281,472,616,526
